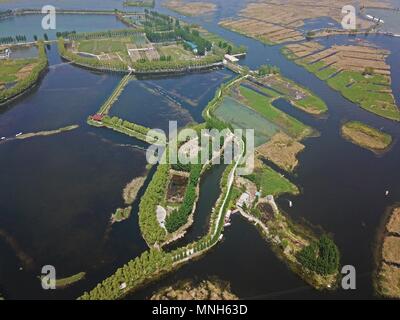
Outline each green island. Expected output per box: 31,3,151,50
57,10,246,74
123,0,155,8
111,207,132,224
40,272,86,289
0,41,48,105
341,121,392,153
282,43,400,121
235,173,339,289
56,272,86,289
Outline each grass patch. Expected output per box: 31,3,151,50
0,58,36,84
247,163,299,197
239,85,313,140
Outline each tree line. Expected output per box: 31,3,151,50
0,35,27,44
165,164,202,232
296,235,340,276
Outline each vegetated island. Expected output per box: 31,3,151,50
111,171,149,224
123,0,155,8
0,41,48,105
163,0,217,16
150,279,238,300
282,42,400,121
17,125,79,139
40,272,86,289
341,121,392,153
376,207,400,298
111,206,132,224
234,158,339,290
208,65,323,172
57,10,246,74
123,175,147,205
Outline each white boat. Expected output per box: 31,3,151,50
1,137,5,140
385,190,390,196
15,132,22,137
219,234,223,241
289,200,293,208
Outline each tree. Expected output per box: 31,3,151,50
296,235,340,275
363,66,374,76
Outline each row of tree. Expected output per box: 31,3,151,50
101,116,150,137
80,249,173,300
138,162,169,246
165,164,202,232
0,35,27,44
133,54,221,72
65,29,143,41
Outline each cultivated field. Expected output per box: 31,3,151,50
220,18,304,45
257,132,305,172
378,262,400,298
377,206,400,298
163,0,216,16
284,43,400,121
387,208,400,235
219,0,392,44
382,236,400,265
0,58,37,87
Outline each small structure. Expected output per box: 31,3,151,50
156,205,167,229
236,192,251,209
0,48,10,60
224,54,239,63
119,282,127,290
266,194,279,216
184,40,198,54
91,114,104,122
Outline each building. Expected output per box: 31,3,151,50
184,40,198,54
237,192,251,209
224,54,239,63
0,48,10,60
91,114,104,122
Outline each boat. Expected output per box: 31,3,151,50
219,234,223,241
1,137,5,140
15,132,22,137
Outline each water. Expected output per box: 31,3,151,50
1,0,400,299
0,14,126,41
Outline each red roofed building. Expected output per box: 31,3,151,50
91,114,104,122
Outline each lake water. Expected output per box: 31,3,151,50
1,0,400,299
